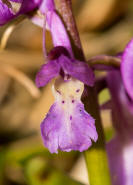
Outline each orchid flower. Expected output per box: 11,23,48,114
106,39,133,185
35,45,98,153
35,1,98,153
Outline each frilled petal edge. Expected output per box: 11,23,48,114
40,101,98,153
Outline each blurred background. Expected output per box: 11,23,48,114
0,0,133,184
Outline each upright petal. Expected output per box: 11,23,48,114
39,0,55,13
121,39,133,100
35,60,60,87
59,55,95,86
46,11,74,58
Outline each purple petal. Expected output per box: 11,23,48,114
40,101,97,153
107,137,133,185
39,0,55,13
107,71,133,136
46,11,74,58
18,0,41,14
121,38,133,100
30,0,55,28
107,137,126,185
35,60,60,87
9,0,22,2
107,70,133,184
59,55,95,86
0,0,14,25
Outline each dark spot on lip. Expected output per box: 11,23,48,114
70,116,72,120
62,100,65,104
72,100,74,103
76,89,80,93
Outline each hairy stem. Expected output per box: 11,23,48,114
56,1,112,185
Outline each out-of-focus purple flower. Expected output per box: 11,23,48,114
0,0,54,25
36,46,97,153
94,38,133,185
106,67,133,184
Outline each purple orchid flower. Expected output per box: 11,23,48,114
34,0,97,153
106,39,133,185
35,2,98,153
35,46,97,153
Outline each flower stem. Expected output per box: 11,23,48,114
88,55,121,69
56,1,112,185
83,87,112,185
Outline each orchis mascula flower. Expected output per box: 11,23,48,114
33,0,97,153
106,39,133,185
36,46,98,153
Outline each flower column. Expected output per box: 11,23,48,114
56,0,112,185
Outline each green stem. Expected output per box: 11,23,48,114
82,87,112,185
56,1,112,185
